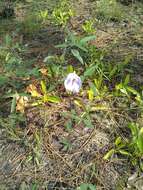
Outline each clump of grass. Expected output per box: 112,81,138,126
18,13,42,35
95,0,126,21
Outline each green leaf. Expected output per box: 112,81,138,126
40,80,47,94
124,74,130,85
47,95,60,103
118,150,131,156
80,35,96,45
115,83,123,90
31,183,38,190
88,88,94,101
67,65,74,73
11,96,16,113
28,68,40,77
137,127,143,154
103,149,114,160
5,34,12,46
115,137,121,146
127,86,140,96
83,115,93,128
35,132,41,145
120,88,128,95
0,75,9,86
43,55,55,62
77,183,88,190
90,82,97,95
140,161,143,171
84,65,96,77
65,119,73,131
123,54,133,65
109,66,117,78
55,43,68,48
128,122,139,137
88,184,96,190
74,43,88,52
71,49,84,64
90,105,109,111
77,183,96,190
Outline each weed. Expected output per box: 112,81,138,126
0,0,143,189
82,20,95,34
95,0,126,21
61,138,72,151
26,80,61,106
56,30,96,64
104,122,143,170
19,13,42,35
77,183,96,190
52,0,74,27
87,76,109,101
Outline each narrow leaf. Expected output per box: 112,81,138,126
115,137,122,146
40,80,47,94
137,127,143,154
11,97,16,113
119,150,131,156
103,149,114,160
128,122,139,137
88,89,94,101
80,35,96,45
71,49,84,64
84,65,96,77
47,96,60,103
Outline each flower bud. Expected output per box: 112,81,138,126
64,72,82,93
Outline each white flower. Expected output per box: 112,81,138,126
64,72,82,93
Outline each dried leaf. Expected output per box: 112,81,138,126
26,84,42,97
16,96,28,113
39,68,48,76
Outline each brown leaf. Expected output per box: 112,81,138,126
26,84,42,97
39,68,48,76
16,96,28,113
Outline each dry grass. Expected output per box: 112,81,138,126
0,0,143,189
0,95,133,189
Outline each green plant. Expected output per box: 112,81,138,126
52,0,74,27
77,183,96,190
56,31,96,64
85,46,108,79
0,34,46,90
82,20,95,34
104,122,143,170
62,107,94,129
0,34,24,67
103,136,128,160
32,130,42,166
0,114,25,140
38,10,48,24
107,55,133,79
115,75,143,104
87,76,109,101
24,129,43,166
28,80,61,106
61,138,72,151
19,13,42,34
128,122,143,156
